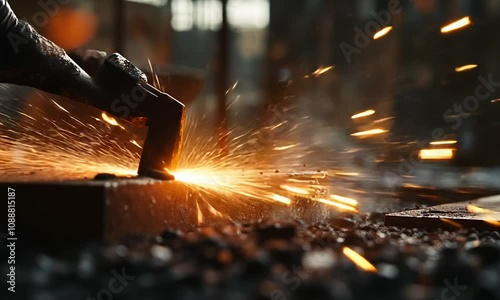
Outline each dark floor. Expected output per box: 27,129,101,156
2,212,500,300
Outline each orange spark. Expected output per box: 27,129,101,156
308,66,334,78
455,64,478,72
418,148,455,160
51,100,69,113
440,218,463,229
373,26,392,40
130,140,142,149
316,198,358,212
273,144,299,151
441,16,471,33
351,109,375,119
196,201,204,224
269,194,292,205
101,112,125,129
351,129,387,137
342,247,377,272
330,194,358,207
280,185,310,195
430,140,457,146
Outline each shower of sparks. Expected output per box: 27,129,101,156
342,247,377,273
0,87,139,180
170,113,358,212
0,83,359,218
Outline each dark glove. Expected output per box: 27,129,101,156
68,49,107,78
0,0,103,107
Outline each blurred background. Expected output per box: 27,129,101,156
7,0,500,197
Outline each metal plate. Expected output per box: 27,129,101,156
385,194,500,230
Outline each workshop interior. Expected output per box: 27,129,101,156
1,0,500,299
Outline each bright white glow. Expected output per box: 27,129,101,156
227,0,270,29
171,0,270,31
196,0,222,31
126,0,168,7
172,0,194,31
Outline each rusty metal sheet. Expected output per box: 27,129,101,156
385,194,500,230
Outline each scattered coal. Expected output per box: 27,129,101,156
2,213,500,300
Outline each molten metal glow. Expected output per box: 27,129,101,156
373,26,392,40
455,64,478,72
441,16,471,33
418,148,455,160
351,129,387,137
342,247,377,272
351,109,375,119
172,168,230,187
430,140,457,146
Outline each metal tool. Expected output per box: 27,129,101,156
94,53,186,179
0,9,185,179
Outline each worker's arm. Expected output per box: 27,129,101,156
0,0,16,36
0,0,103,105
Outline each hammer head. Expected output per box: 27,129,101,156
136,84,186,179
96,53,186,180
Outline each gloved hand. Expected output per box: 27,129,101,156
68,49,107,78
0,0,103,106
